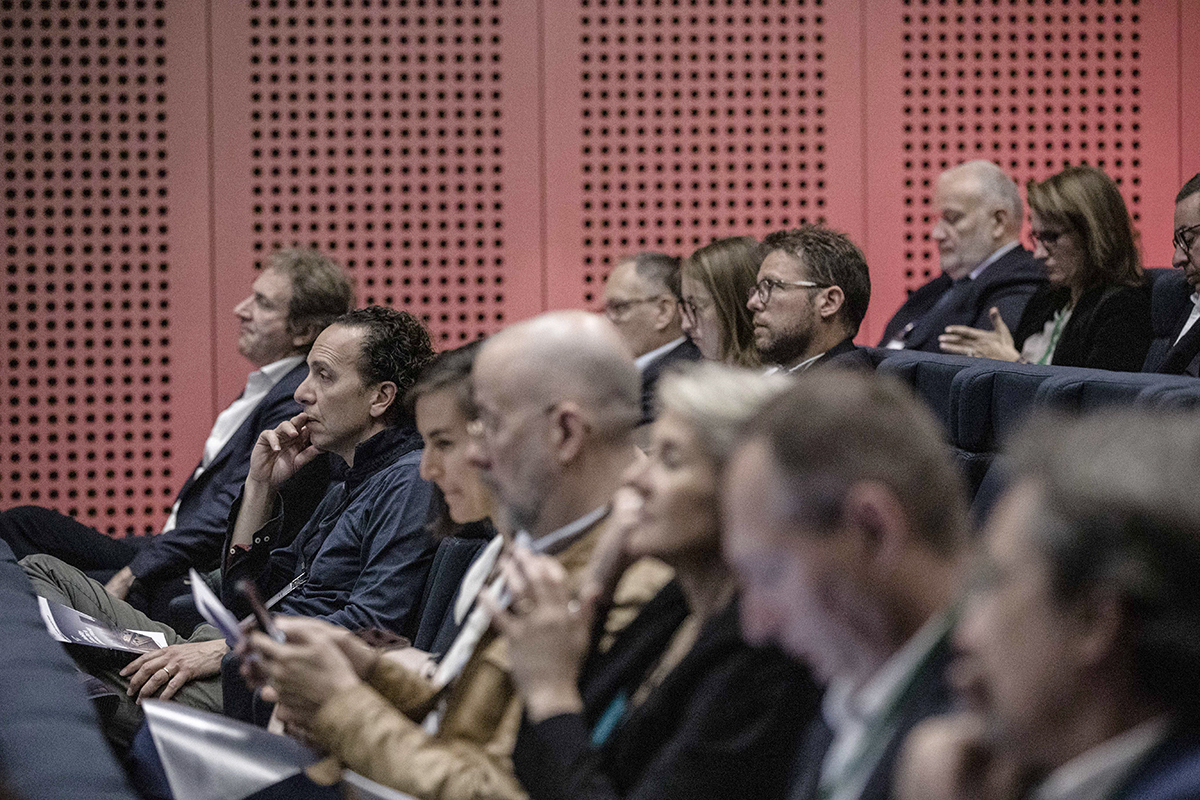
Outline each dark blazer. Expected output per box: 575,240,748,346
1012,282,1153,372
1142,269,1200,376
820,336,876,371
1119,727,1200,800
639,337,703,423
878,245,1046,351
514,581,819,800
127,360,321,585
0,540,139,800
788,629,955,800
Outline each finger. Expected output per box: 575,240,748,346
989,307,1012,339
276,419,302,440
484,592,518,636
261,429,282,453
120,652,156,677
523,554,570,606
292,444,322,472
941,325,984,338
135,665,172,702
499,557,530,604
156,671,186,702
260,684,280,704
288,411,311,428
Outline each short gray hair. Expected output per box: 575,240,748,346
948,160,1023,229
657,362,793,468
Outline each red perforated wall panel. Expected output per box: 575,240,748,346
2,0,212,535
2,0,1192,536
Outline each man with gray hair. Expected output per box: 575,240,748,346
897,409,1200,800
879,160,1045,351
602,252,701,422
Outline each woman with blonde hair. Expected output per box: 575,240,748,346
939,165,1152,370
679,237,764,367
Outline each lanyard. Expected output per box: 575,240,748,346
1036,305,1073,365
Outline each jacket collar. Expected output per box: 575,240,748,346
330,423,423,491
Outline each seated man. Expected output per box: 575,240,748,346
245,310,671,800
897,410,1200,800
723,372,968,800
20,306,438,749
601,252,701,423
878,160,1044,351
1143,173,1200,375
746,225,873,372
1,247,353,616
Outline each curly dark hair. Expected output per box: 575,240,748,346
335,306,436,427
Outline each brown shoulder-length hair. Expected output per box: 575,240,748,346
1026,165,1143,292
682,236,764,368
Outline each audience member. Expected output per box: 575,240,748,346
897,410,1200,800
723,372,968,800
939,165,1152,371
0,248,351,616
602,253,702,423
500,362,819,800
679,236,764,367
20,306,437,749
747,225,873,372
244,311,670,800
879,161,1045,351
1143,173,1200,375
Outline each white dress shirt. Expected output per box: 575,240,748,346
635,336,687,371
1174,292,1200,345
161,355,305,533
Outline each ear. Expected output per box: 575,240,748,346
1068,586,1125,668
548,401,588,465
368,381,398,421
990,207,1012,241
652,295,678,332
816,285,846,322
838,481,910,573
291,324,318,353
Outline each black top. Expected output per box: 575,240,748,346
513,580,820,800
1012,281,1153,371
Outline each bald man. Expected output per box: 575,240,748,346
261,311,670,800
880,161,1046,351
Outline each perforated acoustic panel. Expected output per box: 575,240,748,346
542,0,864,310
1,0,211,535
209,0,543,393
863,0,1179,340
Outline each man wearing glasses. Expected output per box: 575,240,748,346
1142,173,1200,376
747,225,873,373
602,253,701,422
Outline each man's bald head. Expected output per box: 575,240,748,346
471,311,641,533
477,310,641,440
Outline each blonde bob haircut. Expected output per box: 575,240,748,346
655,361,793,469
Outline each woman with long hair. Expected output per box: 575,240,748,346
679,237,765,367
939,165,1152,370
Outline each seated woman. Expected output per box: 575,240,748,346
679,237,765,367
494,362,820,800
938,165,1152,371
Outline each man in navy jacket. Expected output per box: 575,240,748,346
878,161,1045,352
1,248,353,616
1143,173,1200,376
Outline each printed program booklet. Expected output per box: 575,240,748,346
38,596,167,653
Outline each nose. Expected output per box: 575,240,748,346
294,374,315,407
931,220,948,242
621,451,652,497
234,294,253,319
736,590,777,648
1033,239,1049,260
1174,239,1192,270
680,310,695,336
418,448,439,482
746,291,764,313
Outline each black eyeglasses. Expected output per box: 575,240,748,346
1174,224,1200,253
749,278,830,306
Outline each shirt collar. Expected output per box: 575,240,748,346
823,611,954,732
635,337,687,371
786,352,827,373
968,240,1021,281
247,354,305,393
520,504,611,556
330,423,423,490
1032,717,1170,800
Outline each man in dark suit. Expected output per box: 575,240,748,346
1143,173,1200,375
897,410,1200,800
722,371,968,800
0,248,353,615
747,225,873,372
602,252,701,422
879,160,1045,352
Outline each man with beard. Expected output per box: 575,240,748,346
747,225,872,373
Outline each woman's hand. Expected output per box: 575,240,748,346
487,548,591,723
247,618,366,727
939,307,1021,362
